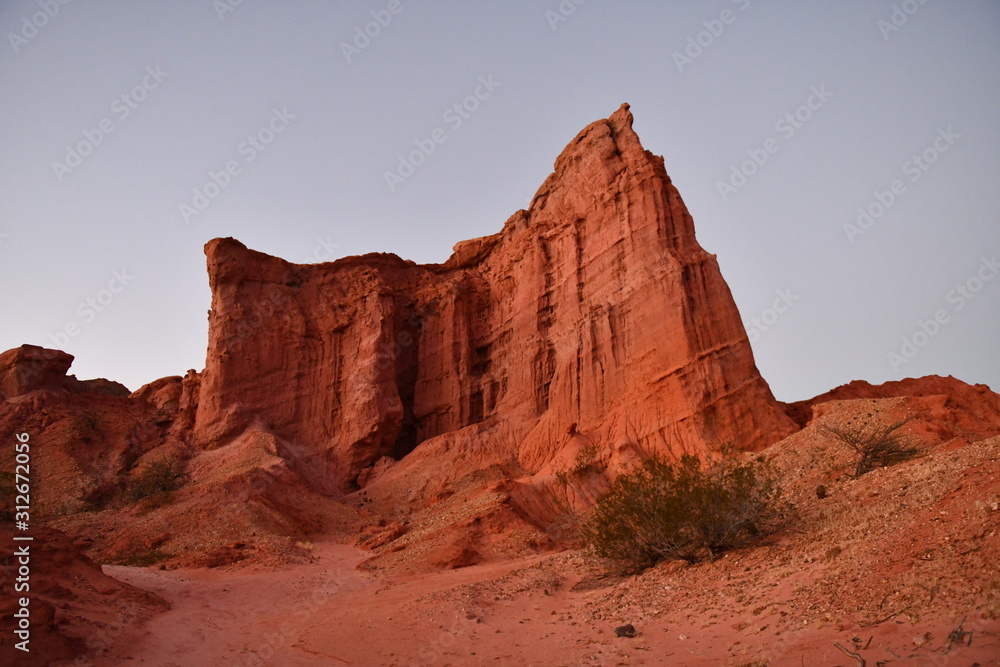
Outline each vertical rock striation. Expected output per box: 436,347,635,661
193,104,797,495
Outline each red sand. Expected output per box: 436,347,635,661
94,536,999,666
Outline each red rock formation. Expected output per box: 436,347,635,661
784,375,1000,440
0,345,132,401
0,342,358,571
193,103,798,496
0,525,167,666
0,345,73,399
0,346,178,517
6,105,1000,577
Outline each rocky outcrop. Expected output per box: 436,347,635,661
0,344,356,571
192,103,797,495
0,345,75,399
0,345,195,523
0,525,167,666
0,344,130,401
784,375,1000,441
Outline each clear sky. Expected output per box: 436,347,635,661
2,1,998,402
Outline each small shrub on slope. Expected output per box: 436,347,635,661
124,458,188,503
821,418,919,478
581,454,785,569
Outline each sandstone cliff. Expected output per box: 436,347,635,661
3,105,1000,577
192,103,798,496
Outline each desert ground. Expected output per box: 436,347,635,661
8,393,993,666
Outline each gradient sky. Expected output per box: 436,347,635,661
2,1,998,402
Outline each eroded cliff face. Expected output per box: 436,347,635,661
8,106,998,576
193,104,797,495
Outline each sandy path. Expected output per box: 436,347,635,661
94,543,1000,666
95,542,371,666
95,543,570,666
91,545,782,666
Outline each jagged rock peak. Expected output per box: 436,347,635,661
193,105,796,494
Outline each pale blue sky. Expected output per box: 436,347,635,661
2,1,998,401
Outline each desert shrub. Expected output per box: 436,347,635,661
553,441,601,485
581,454,784,569
572,441,599,474
821,419,919,477
124,458,188,503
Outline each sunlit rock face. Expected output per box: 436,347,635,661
192,104,796,495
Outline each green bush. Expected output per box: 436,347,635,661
124,458,188,503
581,454,784,569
